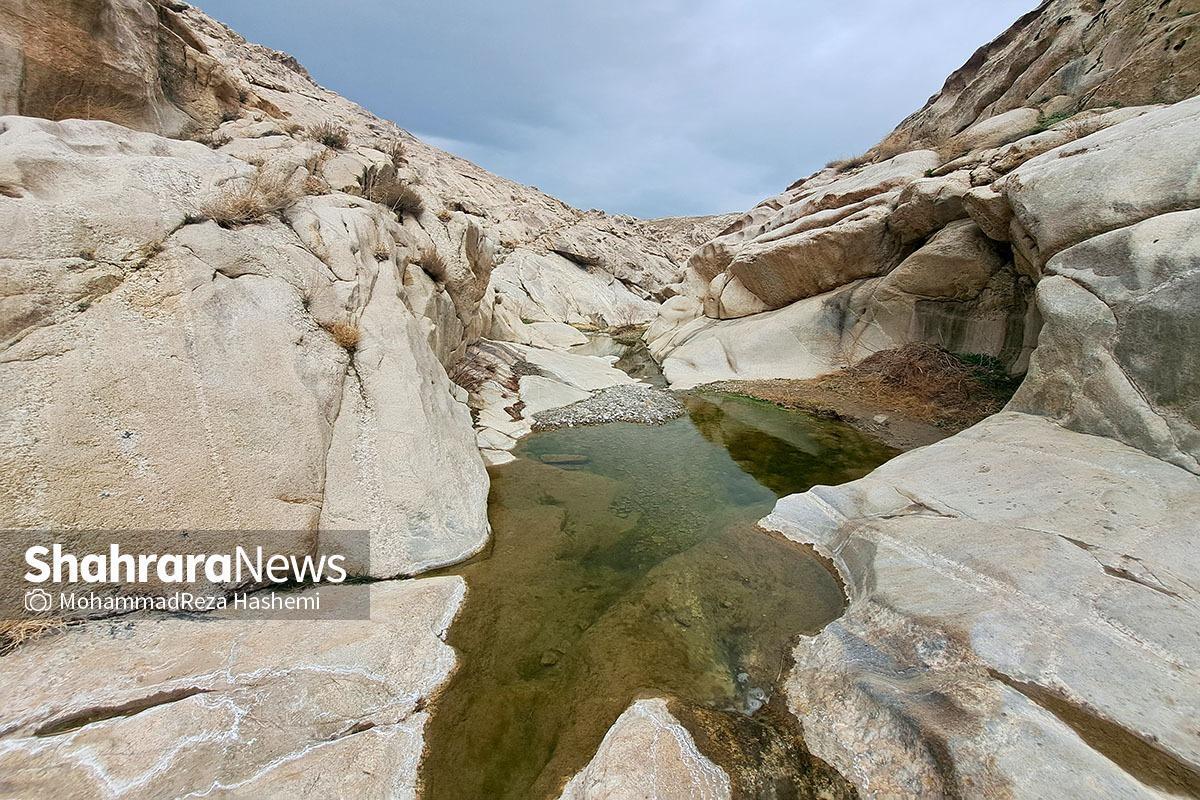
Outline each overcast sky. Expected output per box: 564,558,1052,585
196,1,1036,218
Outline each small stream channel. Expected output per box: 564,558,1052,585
421,339,896,799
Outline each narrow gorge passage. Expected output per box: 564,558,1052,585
421,344,897,799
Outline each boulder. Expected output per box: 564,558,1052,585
881,220,1007,301
944,107,1041,154
660,286,856,388
0,578,465,798
1001,95,1200,266
559,698,731,800
1010,210,1200,474
726,203,900,311
962,185,1014,242
888,171,971,243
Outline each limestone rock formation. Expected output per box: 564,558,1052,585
0,577,466,798
638,3,1200,797
0,0,244,137
878,0,1200,154
0,116,490,577
762,414,1200,798
559,698,732,800
0,2,721,793
1011,209,1200,474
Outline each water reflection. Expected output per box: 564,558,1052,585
421,393,896,800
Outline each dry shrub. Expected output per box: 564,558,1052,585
200,171,301,227
0,618,65,655
826,152,873,172
302,174,327,196
416,247,447,281
607,304,646,331
356,165,424,218
833,343,1018,422
321,320,361,351
382,138,407,166
307,120,350,150
437,208,453,222
47,84,145,127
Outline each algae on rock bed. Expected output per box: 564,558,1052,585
421,392,896,799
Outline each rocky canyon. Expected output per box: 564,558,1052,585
0,0,1197,798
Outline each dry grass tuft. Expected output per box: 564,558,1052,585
307,121,351,150
416,247,447,281
356,165,424,218
321,320,361,351
382,138,407,167
0,617,66,656
199,172,301,227
826,152,873,172
607,304,646,331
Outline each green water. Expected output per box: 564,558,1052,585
421,391,896,799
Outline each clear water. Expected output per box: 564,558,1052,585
421,388,896,799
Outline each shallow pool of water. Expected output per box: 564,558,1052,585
421,390,896,799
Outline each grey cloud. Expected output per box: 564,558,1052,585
196,0,1037,217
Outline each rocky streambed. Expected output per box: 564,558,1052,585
421,377,897,798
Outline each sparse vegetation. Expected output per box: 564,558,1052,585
416,247,447,281
607,304,646,331
199,171,301,227
355,165,424,218
836,343,1019,424
321,320,361,351
1036,110,1075,132
307,121,351,150
0,617,66,656
437,208,453,223
826,152,873,172
382,138,407,166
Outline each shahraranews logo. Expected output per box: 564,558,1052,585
20,544,349,614
24,544,347,585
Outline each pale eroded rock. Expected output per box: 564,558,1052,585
560,698,731,800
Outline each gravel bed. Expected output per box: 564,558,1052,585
532,384,685,430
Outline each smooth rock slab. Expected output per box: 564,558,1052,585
762,412,1200,799
560,698,731,800
0,578,465,799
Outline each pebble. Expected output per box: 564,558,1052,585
532,384,686,430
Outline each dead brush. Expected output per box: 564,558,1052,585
834,343,1016,422
825,152,873,172
416,247,447,281
307,120,351,150
0,617,66,656
199,171,301,227
356,165,423,218
320,320,361,351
